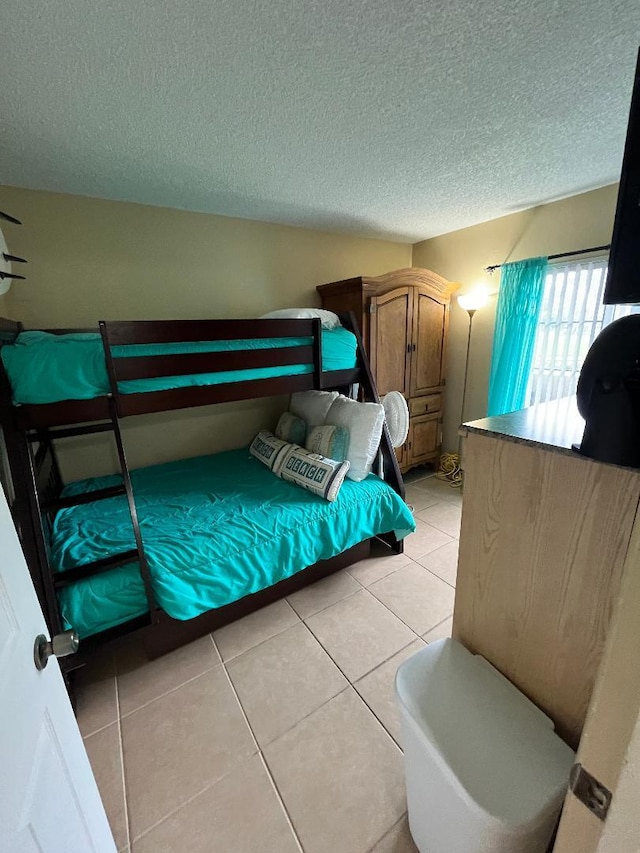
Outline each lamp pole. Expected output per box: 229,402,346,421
437,287,488,487
456,307,478,466
459,308,476,441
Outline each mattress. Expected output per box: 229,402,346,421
1,327,358,405
52,448,415,638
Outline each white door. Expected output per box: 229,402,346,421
0,486,116,853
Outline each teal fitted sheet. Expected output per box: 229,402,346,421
51,449,415,638
1,327,357,405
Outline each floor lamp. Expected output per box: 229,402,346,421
437,287,488,487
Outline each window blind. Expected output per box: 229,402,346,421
526,259,640,407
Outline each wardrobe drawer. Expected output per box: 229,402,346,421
409,394,441,416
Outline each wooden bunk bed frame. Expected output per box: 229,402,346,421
0,312,405,665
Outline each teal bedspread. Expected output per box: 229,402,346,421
52,449,415,638
1,328,357,405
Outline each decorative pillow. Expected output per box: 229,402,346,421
275,412,307,446
289,390,338,427
279,445,350,502
325,395,385,482
249,431,291,475
259,308,341,329
305,424,349,462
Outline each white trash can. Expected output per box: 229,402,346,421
395,639,575,853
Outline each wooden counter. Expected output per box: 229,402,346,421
453,398,640,748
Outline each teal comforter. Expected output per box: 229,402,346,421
52,449,415,638
1,328,357,405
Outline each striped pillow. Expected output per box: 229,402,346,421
280,445,350,502
275,412,307,446
249,431,291,475
305,424,349,462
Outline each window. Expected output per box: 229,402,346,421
526,259,640,407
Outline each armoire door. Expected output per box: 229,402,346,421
410,290,447,397
369,287,413,397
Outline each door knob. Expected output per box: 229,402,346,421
34,629,79,671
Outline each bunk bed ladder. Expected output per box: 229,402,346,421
36,409,159,622
25,410,158,625
109,398,158,619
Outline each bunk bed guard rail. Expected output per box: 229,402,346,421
99,317,326,418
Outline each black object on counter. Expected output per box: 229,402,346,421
575,315,640,468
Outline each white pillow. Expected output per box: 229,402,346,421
325,396,385,482
280,445,350,502
259,308,341,329
289,390,338,427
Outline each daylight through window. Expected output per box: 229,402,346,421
526,259,640,407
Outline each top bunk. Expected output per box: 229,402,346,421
0,314,364,429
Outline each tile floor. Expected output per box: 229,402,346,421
77,472,462,853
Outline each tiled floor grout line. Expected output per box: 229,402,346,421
215,618,302,665
365,813,410,853
257,751,305,853
127,762,255,845
113,657,132,853
363,582,442,643
114,647,244,847
124,643,261,845
219,650,306,852
208,630,222,663
264,685,354,750
117,661,221,720
413,517,461,539
352,685,404,750
219,653,260,753
220,613,407,754
219,618,351,753
346,555,413,590
297,619,355,684
82,711,120,740
418,563,456,590
289,584,361,621
423,612,454,636
301,617,421,687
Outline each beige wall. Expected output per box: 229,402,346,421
413,184,619,450
0,183,621,472
0,185,410,479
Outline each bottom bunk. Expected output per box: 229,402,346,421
51,447,415,654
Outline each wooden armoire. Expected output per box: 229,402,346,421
317,267,457,473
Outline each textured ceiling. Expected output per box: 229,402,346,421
1,0,639,241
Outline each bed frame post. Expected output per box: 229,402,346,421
0,364,63,634
22,434,64,635
311,317,323,390
0,339,53,632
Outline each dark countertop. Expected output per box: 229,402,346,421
462,397,585,456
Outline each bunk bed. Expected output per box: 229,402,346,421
0,313,413,665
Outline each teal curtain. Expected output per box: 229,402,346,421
487,257,547,417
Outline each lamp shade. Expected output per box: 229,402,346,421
458,287,488,313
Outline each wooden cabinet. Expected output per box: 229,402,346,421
455,405,640,748
317,267,457,473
